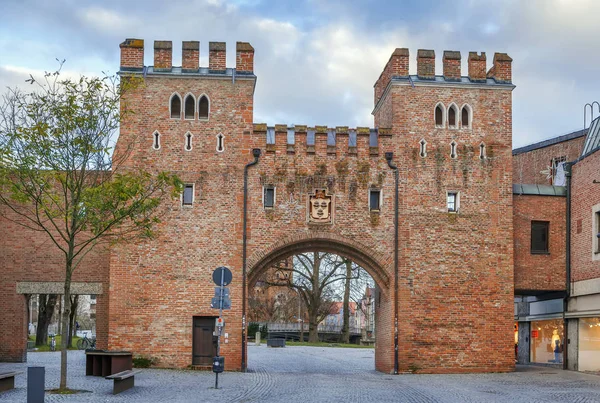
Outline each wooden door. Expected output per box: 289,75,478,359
193,317,216,366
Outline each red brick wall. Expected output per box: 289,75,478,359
513,136,585,185
571,150,600,282
0,206,109,362
112,42,515,374
513,195,566,292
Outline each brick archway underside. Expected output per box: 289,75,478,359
247,231,391,297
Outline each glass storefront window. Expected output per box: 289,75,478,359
579,317,600,372
530,319,563,364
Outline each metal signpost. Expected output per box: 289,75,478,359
211,266,232,389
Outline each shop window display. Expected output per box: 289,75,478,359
579,317,600,372
530,319,563,364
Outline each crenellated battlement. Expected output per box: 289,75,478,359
119,38,255,75
373,48,513,106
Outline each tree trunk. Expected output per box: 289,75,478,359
342,260,351,344
299,301,304,343
59,264,73,390
35,294,58,346
308,252,321,343
25,295,31,334
68,295,79,348
57,296,63,336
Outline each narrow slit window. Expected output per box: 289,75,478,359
479,142,486,159
531,221,549,254
182,184,194,206
419,139,427,158
369,189,381,212
184,95,195,119
462,106,470,128
349,130,357,147
435,105,443,126
264,186,275,208
369,130,378,147
216,133,225,152
450,141,457,159
307,129,315,146
448,106,457,128
327,129,336,146
152,131,160,150
170,94,181,119
447,192,458,212
199,95,209,120
266,127,275,144
185,133,193,151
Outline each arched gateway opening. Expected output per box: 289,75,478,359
247,232,395,373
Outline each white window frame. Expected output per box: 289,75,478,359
369,188,382,212
419,139,428,158
169,92,182,119
448,103,459,129
447,191,460,213
182,183,195,207
183,93,196,120
198,94,210,121
460,104,472,129
263,186,276,209
434,102,446,128
152,130,161,150
184,132,193,151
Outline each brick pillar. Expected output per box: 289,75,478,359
209,42,226,73
236,42,254,74
417,49,435,79
487,52,512,83
154,41,172,71
182,41,200,72
119,38,144,70
443,51,461,81
468,52,486,82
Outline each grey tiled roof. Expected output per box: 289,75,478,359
513,129,587,155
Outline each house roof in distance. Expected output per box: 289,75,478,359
513,128,587,156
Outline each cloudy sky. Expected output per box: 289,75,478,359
1,0,599,148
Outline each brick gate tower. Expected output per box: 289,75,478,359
109,38,515,374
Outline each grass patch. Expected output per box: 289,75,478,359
47,388,91,394
285,341,374,349
28,335,81,352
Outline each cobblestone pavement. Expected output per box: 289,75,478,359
2,345,600,402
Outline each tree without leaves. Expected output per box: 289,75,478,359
35,294,58,347
0,63,182,390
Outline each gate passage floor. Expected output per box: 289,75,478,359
2,345,600,402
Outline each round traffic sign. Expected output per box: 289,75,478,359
212,266,232,286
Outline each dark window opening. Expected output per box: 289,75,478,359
171,95,181,119
185,133,192,151
462,107,470,128
450,141,457,159
419,139,427,158
185,95,195,119
449,107,457,127
595,212,600,253
183,184,194,206
369,189,381,211
199,96,209,119
264,187,275,208
153,132,160,150
479,143,486,159
435,105,443,126
216,133,225,152
447,192,458,212
531,221,549,254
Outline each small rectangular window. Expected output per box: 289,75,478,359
183,184,194,206
369,189,381,211
595,211,600,253
90,294,97,300
447,192,458,212
264,186,275,208
531,221,549,254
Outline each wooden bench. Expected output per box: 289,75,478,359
105,369,141,395
0,371,22,393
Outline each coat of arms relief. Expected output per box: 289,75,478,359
308,189,333,224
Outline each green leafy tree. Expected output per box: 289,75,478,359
0,63,182,390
